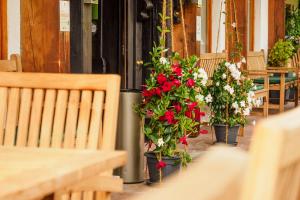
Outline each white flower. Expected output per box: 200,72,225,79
196,94,204,102
228,64,241,81
225,62,231,67
201,79,207,86
224,84,234,95
232,101,239,109
157,138,164,147
159,57,169,65
216,82,220,86
240,101,246,108
222,73,227,79
241,57,246,63
231,22,236,28
237,62,242,69
205,94,213,103
197,68,208,86
243,107,251,116
193,72,198,80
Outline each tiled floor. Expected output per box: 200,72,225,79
112,102,297,200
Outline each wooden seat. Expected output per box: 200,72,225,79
0,54,22,72
130,107,300,200
248,50,298,113
247,51,269,117
0,72,121,200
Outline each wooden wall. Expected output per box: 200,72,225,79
21,0,70,72
173,3,200,57
268,0,285,49
0,0,7,59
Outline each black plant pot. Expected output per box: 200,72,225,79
145,152,181,183
214,124,240,145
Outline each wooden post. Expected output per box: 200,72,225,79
70,0,93,73
268,0,285,49
0,0,7,59
226,0,248,66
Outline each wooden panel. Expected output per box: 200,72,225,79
87,91,105,149
51,90,68,148
174,3,199,57
21,0,70,72
27,89,44,147
0,0,7,59
16,89,33,146
76,91,93,149
64,90,80,148
0,87,8,145
40,90,56,147
4,88,20,146
268,0,285,49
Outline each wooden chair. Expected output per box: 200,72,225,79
199,52,227,79
0,72,121,200
248,50,298,113
247,51,269,117
130,107,300,200
291,49,300,98
241,107,300,200
0,54,22,72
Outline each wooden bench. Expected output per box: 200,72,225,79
0,54,22,72
0,72,122,200
248,50,298,113
131,107,300,200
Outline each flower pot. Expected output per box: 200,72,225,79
145,152,181,183
213,124,240,145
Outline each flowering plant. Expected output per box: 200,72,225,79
206,60,257,127
135,45,208,166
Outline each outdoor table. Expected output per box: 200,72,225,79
0,146,126,200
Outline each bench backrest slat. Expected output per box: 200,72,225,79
199,53,226,78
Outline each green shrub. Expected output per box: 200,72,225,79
268,39,295,67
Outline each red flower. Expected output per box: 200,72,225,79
157,73,167,85
164,110,175,124
162,82,174,92
156,160,167,169
173,102,182,113
199,129,208,135
186,78,195,87
194,109,205,121
185,110,193,118
173,79,181,87
187,102,198,111
146,110,154,117
142,89,152,97
179,135,188,145
155,88,162,97
169,75,175,80
172,64,182,77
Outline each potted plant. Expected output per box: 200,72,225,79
135,45,208,183
268,39,295,67
206,61,257,145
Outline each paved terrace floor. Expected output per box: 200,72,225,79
112,102,298,200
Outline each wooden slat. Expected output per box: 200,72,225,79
0,87,8,145
16,88,32,146
27,89,44,147
87,91,105,149
76,91,93,149
40,90,56,147
0,72,119,90
64,90,80,149
51,90,68,148
4,88,20,146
